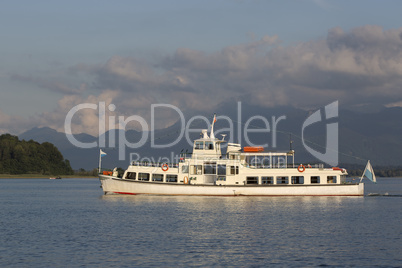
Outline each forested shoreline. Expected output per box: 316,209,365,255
0,134,73,175
1,133,401,177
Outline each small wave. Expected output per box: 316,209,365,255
366,192,402,197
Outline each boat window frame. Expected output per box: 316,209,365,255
246,176,258,185
125,172,136,180
228,165,239,175
152,173,164,182
276,176,289,184
204,162,217,175
261,176,274,184
327,176,337,184
205,141,214,150
166,174,178,183
217,164,226,175
195,141,204,150
311,176,320,184
138,173,150,181
182,165,189,173
190,165,203,175
291,176,304,184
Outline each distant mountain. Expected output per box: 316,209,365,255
19,105,402,170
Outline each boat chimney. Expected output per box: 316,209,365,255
202,129,209,139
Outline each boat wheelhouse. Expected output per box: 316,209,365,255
99,115,364,196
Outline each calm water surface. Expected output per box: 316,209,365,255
0,178,401,267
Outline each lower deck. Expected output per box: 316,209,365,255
99,175,364,196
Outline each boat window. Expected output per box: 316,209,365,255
205,141,214,150
276,176,288,184
291,176,304,184
246,176,258,184
228,166,239,175
152,174,163,182
195,141,204,150
182,165,189,173
204,162,216,174
138,173,150,181
311,176,320,184
125,172,136,180
190,165,202,175
327,176,337,183
261,176,273,184
217,165,226,175
166,175,178,182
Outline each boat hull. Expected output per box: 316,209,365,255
99,175,364,196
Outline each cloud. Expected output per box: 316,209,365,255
3,26,402,135
155,26,402,109
10,74,86,95
0,109,38,135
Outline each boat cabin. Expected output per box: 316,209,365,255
122,123,346,187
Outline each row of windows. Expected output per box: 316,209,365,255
184,164,239,175
195,141,214,150
125,172,337,185
125,172,178,183
246,176,337,185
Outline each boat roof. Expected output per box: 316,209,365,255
240,151,294,156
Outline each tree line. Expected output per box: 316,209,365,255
342,163,402,178
0,134,73,175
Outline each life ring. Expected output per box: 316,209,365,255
162,164,169,172
298,164,305,172
183,176,189,184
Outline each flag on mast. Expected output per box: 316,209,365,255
360,160,376,183
100,149,107,157
99,149,107,174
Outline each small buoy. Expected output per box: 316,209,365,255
298,164,305,172
162,164,169,171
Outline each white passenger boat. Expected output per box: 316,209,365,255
99,116,365,196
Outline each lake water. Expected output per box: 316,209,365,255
0,178,401,267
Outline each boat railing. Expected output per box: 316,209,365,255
131,161,179,168
242,163,325,169
299,163,325,169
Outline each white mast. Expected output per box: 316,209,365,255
210,114,217,139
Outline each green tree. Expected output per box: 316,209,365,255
0,134,73,175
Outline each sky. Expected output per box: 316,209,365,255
1,0,402,136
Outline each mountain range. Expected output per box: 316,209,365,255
19,103,402,170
